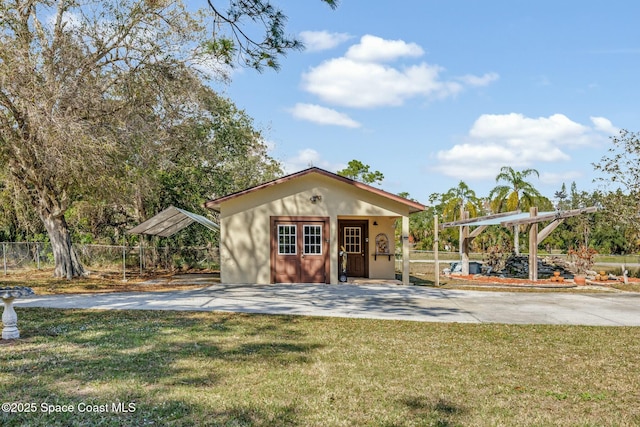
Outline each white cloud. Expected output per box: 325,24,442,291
301,35,497,108
303,58,464,108
457,72,500,87
289,103,361,128
539,170,583,185
282,149,346,174
299,30,352,52
433,113,615,183
345,35,424,63
469,113,593,147
590,116,619,135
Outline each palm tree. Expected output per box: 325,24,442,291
489,166,542,254
441,181,482,222
437,181,483,256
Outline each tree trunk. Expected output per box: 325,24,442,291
40,212,85,279
7,155,86,279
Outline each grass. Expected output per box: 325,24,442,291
1,309,640,426
1,269,639,425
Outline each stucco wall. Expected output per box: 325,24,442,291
366,216,397,280
219,173,411,284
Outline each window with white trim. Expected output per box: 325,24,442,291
344,226,361,253
304,225,322,255
278,225,296,254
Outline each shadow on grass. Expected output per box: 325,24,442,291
395,396,466,427
211,404,299,427
396,273,437,286
0,308,320,426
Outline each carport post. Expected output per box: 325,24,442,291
528,207,538,281
434,214,439,287
402,216,410,285
460,210,470,275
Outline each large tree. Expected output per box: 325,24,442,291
429,181,483,254
73,70,282,246
0,0,228,278
438,181,482,222
0,0,335,278
593,129,640,252
337,160,384,185
489,166,542,212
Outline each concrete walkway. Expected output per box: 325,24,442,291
15,283,640,326
15,284,640,326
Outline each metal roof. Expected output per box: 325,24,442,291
441,210,555,229
127,206,219,237
467,212,555,227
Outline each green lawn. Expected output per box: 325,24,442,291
1,308,639,426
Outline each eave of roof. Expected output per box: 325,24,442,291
205,167,425,213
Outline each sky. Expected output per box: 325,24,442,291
213,0,640,205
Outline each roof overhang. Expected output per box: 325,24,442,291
204,167,426,213
127,206,219,237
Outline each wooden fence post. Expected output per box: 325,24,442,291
122,237,127,282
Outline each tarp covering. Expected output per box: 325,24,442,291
127,206,219,237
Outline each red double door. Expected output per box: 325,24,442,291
271,217,329,283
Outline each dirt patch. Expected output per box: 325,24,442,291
448,274,577,288
0,269,220,295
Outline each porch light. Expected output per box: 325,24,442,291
309,195,322,203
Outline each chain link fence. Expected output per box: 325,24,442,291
3,243,637,279
399,250,640,278
0,242,220,278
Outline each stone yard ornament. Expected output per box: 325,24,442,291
1,286,34,339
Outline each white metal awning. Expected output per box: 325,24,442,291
127,206,219,237
441,210,556,228
464,212,555,227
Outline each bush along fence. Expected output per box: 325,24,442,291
0,242,220,279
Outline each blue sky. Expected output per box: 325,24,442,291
213,0,639,204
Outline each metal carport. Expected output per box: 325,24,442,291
128,206,219,237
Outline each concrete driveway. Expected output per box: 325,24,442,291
15,283,640,326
